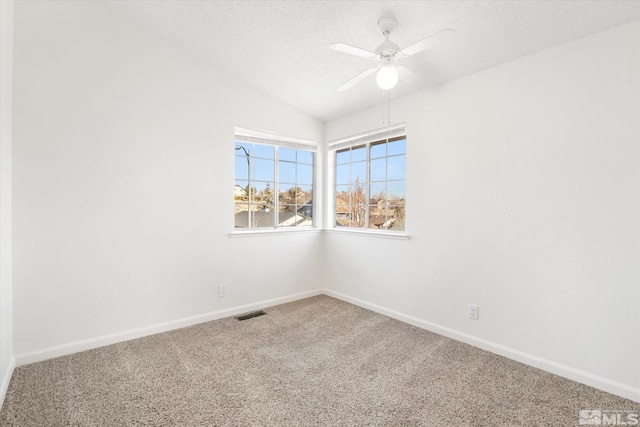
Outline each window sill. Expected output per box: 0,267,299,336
228,228,322,238
324,228,410,240
228,227,409,240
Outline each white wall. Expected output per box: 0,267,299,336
0,0,15,404
324,20,640,400
12,1,323,357
8,0,639,404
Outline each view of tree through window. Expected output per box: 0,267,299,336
234,141,314,229
335,136,406,231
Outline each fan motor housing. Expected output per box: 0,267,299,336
376,18,400,58
376,40,400,58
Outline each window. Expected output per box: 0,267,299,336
234,128,316,229
331,125,406,232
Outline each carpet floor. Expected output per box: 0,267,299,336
1,295,638,426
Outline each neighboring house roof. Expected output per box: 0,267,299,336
234,185,247,197
369,215,396,229
335,214,396,229
234,211,274,228
234,205,312,228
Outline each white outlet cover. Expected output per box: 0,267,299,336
219,284,228,297
468,304,479,320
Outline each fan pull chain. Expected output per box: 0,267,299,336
382,91,391,125
387,91,391,125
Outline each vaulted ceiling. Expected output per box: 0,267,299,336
103,1,640,122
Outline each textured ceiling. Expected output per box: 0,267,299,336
102,1,640,122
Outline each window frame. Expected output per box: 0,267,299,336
232,127,318,233
329,124,407,236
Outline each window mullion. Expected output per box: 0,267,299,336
273,147,279,229
365,143,370,231
248,150,252,229
294,154,298,217
385,153,389,229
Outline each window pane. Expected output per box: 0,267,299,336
388,204,406,231
370,141,386,159
336,149,350,165
369,206,388,229
335,206,349,227
241,182,256,203
336,164,350,185
297,150,313,164
249,207,275,228
387,155,406,180
370,158,386,182
235,206,275,228
234,156,248,180
254,158,274,181
351,183,366,205
297,164,313,185
297,203,313,219
278,205,297,227
235,142,254,155
279,147,296,162
388,181,406,201
369,182,386,204
336,185,350,211
234,181,249,227
279,205,312,227
234,210,249,228
348,205,366,229
254,144,275,159
279,161,295,184
336,184,350,197
351,161,366,184
279,185,297,205
254,182,274,207
298,185,313,204
351,145,366,162
234,180,248,199
388,139,406,156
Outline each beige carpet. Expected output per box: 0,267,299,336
1,295,638,426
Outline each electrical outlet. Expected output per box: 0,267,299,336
468,304,479,320
219,283,228,297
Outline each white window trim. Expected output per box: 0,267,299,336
235,126,319,150
323,228,410,240
228,228,322,238
327,123,408,237
328,123,406,151
231,126,319,234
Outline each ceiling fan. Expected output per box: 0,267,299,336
330,17,456,91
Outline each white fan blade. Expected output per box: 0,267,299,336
337,67,378,91
330,43,376,59
397,65,427,87
401,29,457,57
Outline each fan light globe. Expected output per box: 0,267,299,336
376,64,399,90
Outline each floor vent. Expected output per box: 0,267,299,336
235,310,267,321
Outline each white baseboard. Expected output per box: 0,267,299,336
14,289,322,367
11,287,639,403
1,356,15,407
322,289,640,403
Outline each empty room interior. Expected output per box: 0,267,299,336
1,0,639,425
